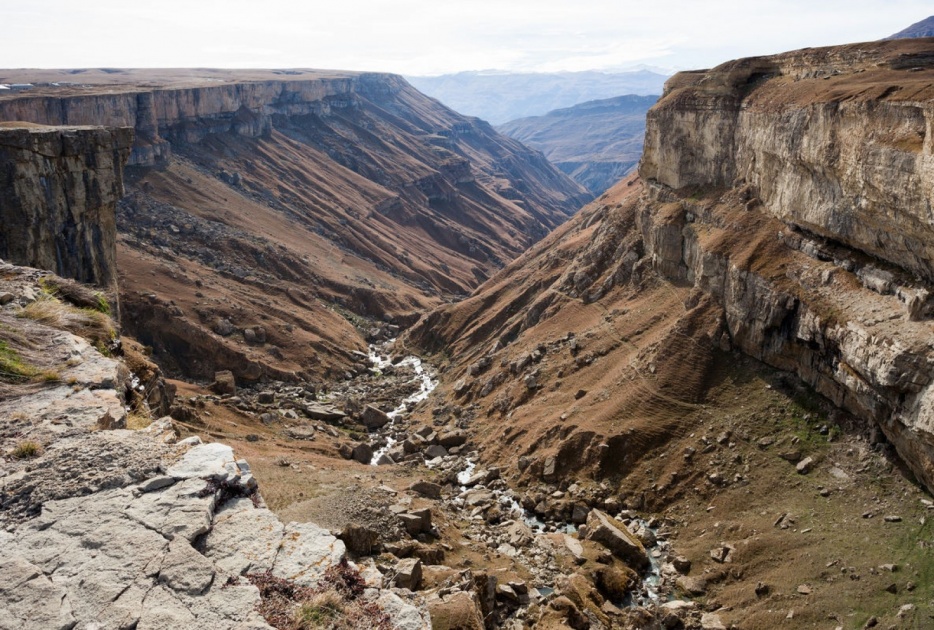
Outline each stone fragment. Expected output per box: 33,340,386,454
676,575,707,596
542,455,557,482
796,457,814,474
709,544,735,564
673,555,692,574
584,509,649,570
361,404,391,429
394,557,422,590
211,370,236,395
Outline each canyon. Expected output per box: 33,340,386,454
0,68,588,384
1,34,934,630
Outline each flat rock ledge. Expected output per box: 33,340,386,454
0,438,430,630
0,266,430,629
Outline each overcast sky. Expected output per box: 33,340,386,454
1,1,930,76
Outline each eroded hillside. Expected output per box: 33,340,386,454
399,37,934,628
0,69,589,383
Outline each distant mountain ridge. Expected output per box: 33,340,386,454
406,70,668,124
888,15,934,39
497,94,658,195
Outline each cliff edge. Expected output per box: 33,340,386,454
0,123,132,290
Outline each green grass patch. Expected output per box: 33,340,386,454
0,339,40,379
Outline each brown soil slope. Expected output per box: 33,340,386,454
400,38,934,627
0,69,589,382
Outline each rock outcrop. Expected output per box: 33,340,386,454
0,261,430,629
639,38,934,492
408,38,934,495
0,123,132,289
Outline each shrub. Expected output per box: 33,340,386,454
11,440,42,459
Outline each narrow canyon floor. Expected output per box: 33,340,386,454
169,342,934,630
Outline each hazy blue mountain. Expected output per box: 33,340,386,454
407,70,667,125
887,16,934,39
497,94,658,195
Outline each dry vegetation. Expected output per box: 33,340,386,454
247,560,392,630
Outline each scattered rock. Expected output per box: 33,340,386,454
584,509,650,570
210,370,236,395
796,457,814,474
394,557,423,590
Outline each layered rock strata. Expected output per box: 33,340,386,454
408,38,934,494
640,38,934,492
0,123,132,289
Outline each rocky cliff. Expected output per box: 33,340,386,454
0,69,589,383
413,37,934,492
640,38,934,491
0,261,430,629
400,39,934,625
0,122,132,289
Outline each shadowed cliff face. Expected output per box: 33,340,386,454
0,69,589,382
407,38,934,496
0,123,132,290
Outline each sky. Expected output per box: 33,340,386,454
0,1,930,76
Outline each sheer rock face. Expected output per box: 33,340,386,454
0,69,589,382
641,38,934,282
408,39,934,495
638,38,934,490
0,124,132,289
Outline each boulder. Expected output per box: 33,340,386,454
339,523,380,555
361,404,391,429
437,430,468,448
424,444,448,459
394,557,422,590
352,443,374,464
584,509,649,570
210,370,236,395
408,480,442,499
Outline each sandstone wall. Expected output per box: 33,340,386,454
641,39,934,282
638,39,934,491
0,124,133,288
0,74,404,166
